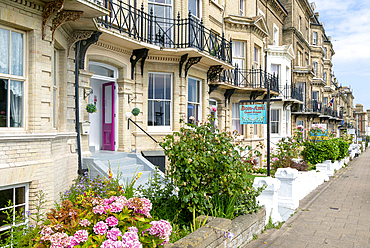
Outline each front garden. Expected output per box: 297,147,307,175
0,121,356,247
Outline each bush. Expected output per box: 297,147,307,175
159,118,262,215
334,138,350,160
302,138,342,164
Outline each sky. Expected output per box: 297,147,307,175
313,0,370,111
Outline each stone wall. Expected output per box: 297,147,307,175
166,208,265,248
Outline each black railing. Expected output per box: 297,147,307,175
127,118,158,144
295,100,322,112
276,82,303,101
97,1,232,63
219,66,279,92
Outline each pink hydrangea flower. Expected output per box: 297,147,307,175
93,205,106,215
93,221,108,235
116,196,128,206
74,230,89,243
110,202,123,213
50,232,69,247
79,219,91,227
40,226,54,236
135,198,152,218
101,239,114,248
106,227,122,241
148,220,172,245
67,236,79,247
106,216,119,227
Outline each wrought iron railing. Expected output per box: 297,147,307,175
127,118,158,144
294,100,322,112
97,1,232,64
219,66,279,92
276,82,303,101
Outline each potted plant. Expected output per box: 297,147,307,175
86,103,96,114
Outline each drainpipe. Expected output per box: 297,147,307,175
75,41,83,175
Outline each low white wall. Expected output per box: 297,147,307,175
253,156,349,224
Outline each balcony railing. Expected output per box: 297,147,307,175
97,0,232,64
275,82,303,101
293,100,322,113
219,66,279,92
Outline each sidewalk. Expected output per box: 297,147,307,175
245,150,370,248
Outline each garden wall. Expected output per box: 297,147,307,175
166,208,266,248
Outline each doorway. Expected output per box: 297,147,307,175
88,62,118,151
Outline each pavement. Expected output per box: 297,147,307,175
245,149,370,248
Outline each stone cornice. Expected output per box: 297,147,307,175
7,0,44,15
93,41,131,56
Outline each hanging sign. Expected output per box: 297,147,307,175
240,104,267,124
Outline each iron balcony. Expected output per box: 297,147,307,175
97,0,232,64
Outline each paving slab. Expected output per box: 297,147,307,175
244,150,370,248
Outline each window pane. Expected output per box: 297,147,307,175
10,80,23,127
0,229,11,243
165,101,170,125
11,32,23,76
148,74,153,99
0,188,13,209
104,85,112,124
89,64,114,78
0,28,9,74
154,101,164,126
271,122,278,134
15,206,25,224
0,79,8,127
165,74,171,100
148,100,153,126
15,187,25,205
188,78,197,103
154,74,165,99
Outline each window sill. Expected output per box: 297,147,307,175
209,0,224,11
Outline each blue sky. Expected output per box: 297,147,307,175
313,0,370,111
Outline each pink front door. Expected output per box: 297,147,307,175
102,82,115,151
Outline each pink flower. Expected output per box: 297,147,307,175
74,230,88,243
79,219,91,227
148,220,172,245
67,236,79,247
106,216,119,227
93,205,106,215
272,157,279,162
116,196,128,205
101,239,114,248
110,202,123,213
40,226,54,236
107,228,122,241
93,221,108,235
135,198,152,218
112,241,124,248
292,139,296,143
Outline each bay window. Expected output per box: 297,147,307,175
0,26,25,128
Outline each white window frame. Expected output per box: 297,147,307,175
147,72,173,132
273,24,279,46
0,25,26,130
232,41,245,69
188,0,202,19
298,16,301,32
254,46,260,67
313,62,318,77
187,77,202,124
239,0,245,16
0,183,29,242
232,103,243,135
312,32,317,45
271,109,280,134
271,64,280,84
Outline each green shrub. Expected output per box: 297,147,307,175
159,118,261,215
302,138,344,164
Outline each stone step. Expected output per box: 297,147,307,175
103,157,138,169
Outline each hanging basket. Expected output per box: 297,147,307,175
132,107,140,116
86,103,96,114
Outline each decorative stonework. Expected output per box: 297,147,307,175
51,10,84,41
10,0,44,12
67,31,94,57
42,0,65,39
93,42,131,56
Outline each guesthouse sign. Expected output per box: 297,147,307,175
240,104,267,124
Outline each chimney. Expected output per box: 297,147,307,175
315,12,319,21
